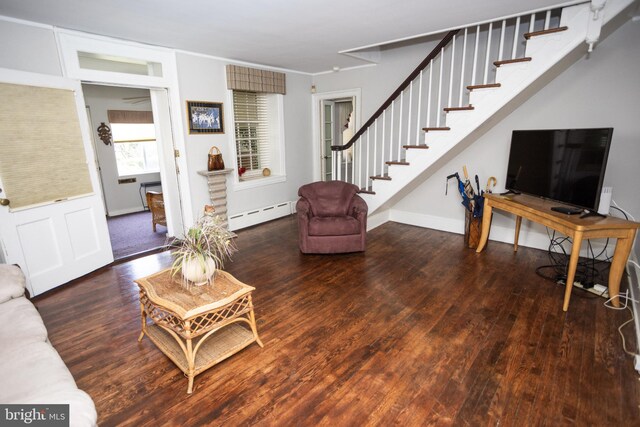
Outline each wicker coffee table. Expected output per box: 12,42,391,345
135,268,263,394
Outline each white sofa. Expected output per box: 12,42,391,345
0,264,97,427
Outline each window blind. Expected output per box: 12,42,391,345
107,110,153,124
226,65,285,95
232,91,270,174
0,83,93,209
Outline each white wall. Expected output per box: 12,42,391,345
175,53,314,221
313,18,640,258
0,19,61,76
83,84,162,216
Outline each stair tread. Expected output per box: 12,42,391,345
403,144,429,149
444,105,474,112
494,57,532,67
371,175,392,180
386,160,410,165
358,188,375,195
524,26,568,40
467,83,501,91
422,127,451,131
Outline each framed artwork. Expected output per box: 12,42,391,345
187,101,224,134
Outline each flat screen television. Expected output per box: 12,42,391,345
505,128,613,212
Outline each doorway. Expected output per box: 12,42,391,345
312,89,361,182
83,83,176,259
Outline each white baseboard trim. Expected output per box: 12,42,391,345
388,209,612,257
367,209,390,231
228,201,293,231
108,207,146,217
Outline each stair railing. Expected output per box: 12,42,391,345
331,7,563,192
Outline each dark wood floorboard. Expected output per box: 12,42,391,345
32,215,640,426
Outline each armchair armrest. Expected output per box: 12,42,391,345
296,198,312,219
350,195,368,221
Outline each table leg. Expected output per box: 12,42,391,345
186,337,195,394
138,301,146,342
476,202,493,253
248,309,264,348
607,229,637,308
562,231,584,312
514,216,522,252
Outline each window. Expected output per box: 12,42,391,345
232,90,283,181
111,123,159,176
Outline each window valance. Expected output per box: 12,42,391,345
226,65,286,95
107,110,154,124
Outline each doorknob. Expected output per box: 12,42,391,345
0,198,9,206
322,155,330,159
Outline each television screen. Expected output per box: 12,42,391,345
505,128,613,211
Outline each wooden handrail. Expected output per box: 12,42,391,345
332,29,460,152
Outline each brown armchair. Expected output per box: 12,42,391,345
296,181,368,254
146,191,167,232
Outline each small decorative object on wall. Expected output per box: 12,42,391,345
207,146,225,171
97,122,112,145
187,101,224,134
262,167,271,177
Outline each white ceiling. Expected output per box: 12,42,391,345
0,0,579,74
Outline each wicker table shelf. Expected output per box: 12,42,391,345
135,269,263,394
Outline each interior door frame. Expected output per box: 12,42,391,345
311,88,361,182
56,29,193,235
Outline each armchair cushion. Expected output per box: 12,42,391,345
309,216,361,236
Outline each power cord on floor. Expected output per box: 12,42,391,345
604,290,640,358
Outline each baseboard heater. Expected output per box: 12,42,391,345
228,201,292,231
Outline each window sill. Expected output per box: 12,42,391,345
234,174,286,191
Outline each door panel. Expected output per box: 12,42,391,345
0,68,113,296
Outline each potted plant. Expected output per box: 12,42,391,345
169,209,237,286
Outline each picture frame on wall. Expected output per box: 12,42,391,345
187,101,224,134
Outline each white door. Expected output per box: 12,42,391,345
0,69,113,296
320,100,335,181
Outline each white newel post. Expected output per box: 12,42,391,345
197,169,233,228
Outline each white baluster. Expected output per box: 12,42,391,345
407,81,413,147
448,35,455,109
437,48,444,127
498,20,506,61
366,130,370,190
459,28,468,107
381,110,386,174
427,62,433,127
398,91,403,160
337,151,342,181
483,22,493,85
544,10,551,30
331,151,336,180
471,25,480,85
389,102,395,163
529,14,536,33
373,119,378,178
358,135,362,189
415,69,423,146
512,16,521,59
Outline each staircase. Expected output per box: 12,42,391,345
331,0,633,214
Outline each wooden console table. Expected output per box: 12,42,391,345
476,193,639,311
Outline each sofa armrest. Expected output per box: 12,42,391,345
0,264,26,303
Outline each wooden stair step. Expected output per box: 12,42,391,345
524,26,568,40
467,83,501,91
403,144,429,149
422,127,450,132
444,105,474,112
385,160,410,166
358,187,375,195
370,175,392,181
494,57,532,67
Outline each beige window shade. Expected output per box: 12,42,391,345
0,83,93,210
226,65,286,94
107,110,153,124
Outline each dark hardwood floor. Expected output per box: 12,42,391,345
33,215,640,426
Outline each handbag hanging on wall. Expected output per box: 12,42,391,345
207,146,225,171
